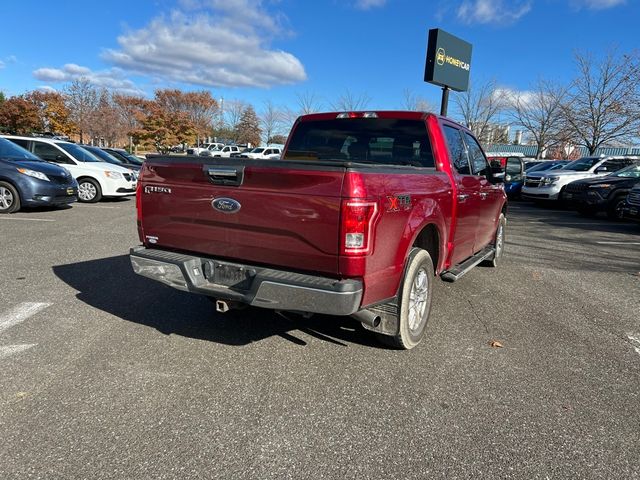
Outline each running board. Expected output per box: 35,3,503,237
440,246,495,283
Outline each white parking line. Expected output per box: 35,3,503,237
0,344,37,360
596,241,640,245
628,334,640,356
0,217,55,222
0,302,51,360
71,204,120,209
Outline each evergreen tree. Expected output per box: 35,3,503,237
236,105,262,147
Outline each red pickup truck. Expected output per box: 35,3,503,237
131,111,507,349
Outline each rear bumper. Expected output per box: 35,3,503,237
130,246,363,316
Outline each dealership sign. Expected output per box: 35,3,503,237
424,29,472,92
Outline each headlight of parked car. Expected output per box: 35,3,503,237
105,171,123,179
542,176,560,186
17,168,50,182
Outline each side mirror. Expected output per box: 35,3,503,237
491,165,505,183
595,166,609,174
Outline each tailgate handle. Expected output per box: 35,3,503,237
204,166,244,186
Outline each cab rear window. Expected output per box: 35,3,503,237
284,118,435,167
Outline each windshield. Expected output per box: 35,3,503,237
611,164,640,178
57,143,101,162
527,161,567,173
563,157,602,172
283,118,435,167
86,147,124,165
0,138,42,162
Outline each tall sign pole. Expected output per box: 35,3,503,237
424,29,473,117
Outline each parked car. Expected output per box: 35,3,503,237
81,146,140,179
131,111,507,350
503,156,526,199
102,148,145,169
524,160,569,174
521,156,639,203
2,135,137,203
0,137,77,213
240,147,282,160
564,164,640,219
201,145,242,158
621,183,640,222
187,143,224,155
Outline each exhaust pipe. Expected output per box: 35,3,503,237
351,309,381,328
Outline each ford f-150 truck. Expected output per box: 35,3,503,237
130,111,507,349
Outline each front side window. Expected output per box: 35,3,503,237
601,159,628,172
443,125,470,174
612,165,640,178
57,143,100,162
463,132,490,176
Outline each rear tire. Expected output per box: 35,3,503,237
377,248,434,350
484,213,506,267
0,181,21,214
77,178,102,203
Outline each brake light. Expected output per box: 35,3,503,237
336,112,379,119
341,200,378,255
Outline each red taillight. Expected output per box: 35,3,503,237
341,200,378,255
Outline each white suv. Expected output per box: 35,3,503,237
241,147,282,160
522,156,638,202
2,136,137,202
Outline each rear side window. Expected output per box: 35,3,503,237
463,132,490,176
443,125,470,175
602,158,630,172
9,138,30,150
33,142,72,164
284,118,434,167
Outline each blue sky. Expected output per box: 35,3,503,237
0,0,637,115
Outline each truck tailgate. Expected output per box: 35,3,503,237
139,157,345,276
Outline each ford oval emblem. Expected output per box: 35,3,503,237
212,197,241,214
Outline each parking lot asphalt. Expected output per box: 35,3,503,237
0,199,639,479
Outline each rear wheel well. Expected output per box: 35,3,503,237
413,224,440,272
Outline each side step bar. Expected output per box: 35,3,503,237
440,246,495,283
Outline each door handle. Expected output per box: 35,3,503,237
204,166,244,186
479,192,489,199
457,193,470,202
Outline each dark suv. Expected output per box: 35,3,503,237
621,183,640,222
564,163,640,219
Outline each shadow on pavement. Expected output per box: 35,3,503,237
52,255,377,348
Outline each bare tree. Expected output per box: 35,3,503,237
223,99,247,134
64,78,98,143
260,100,285,144
330,89,372,111
453,79,505,143
296,91,323,115
506,80,568,158
562,50,640,155
402,88,435,112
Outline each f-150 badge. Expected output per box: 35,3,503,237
387,194,411,212
144,185,171,194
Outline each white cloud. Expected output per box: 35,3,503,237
354,0,387,9
571,0,625,9
101,3,306,89
36,86,58,93
0,60,5,70
32,64,144,95
457,0,532,24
